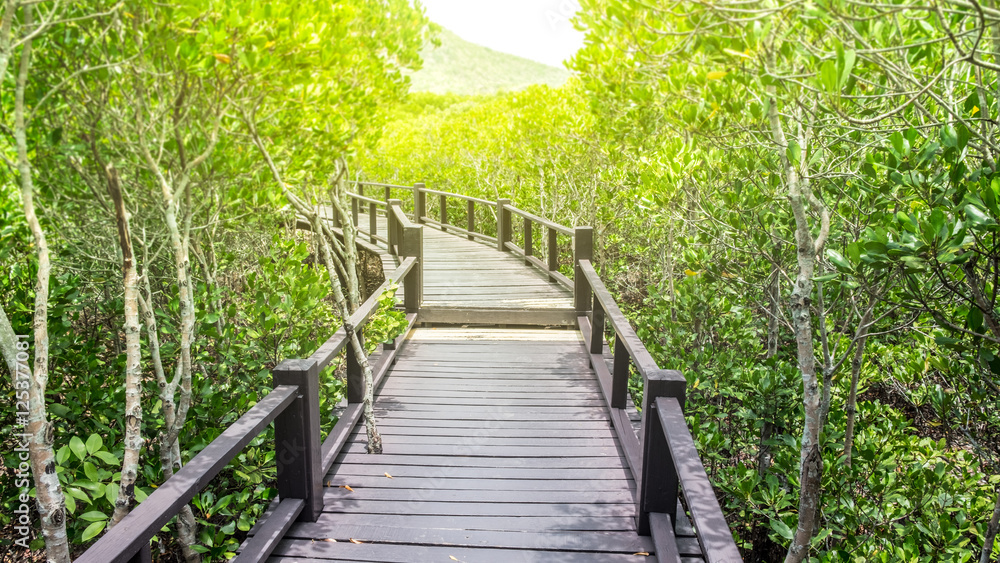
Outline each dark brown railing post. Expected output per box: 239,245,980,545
612,338,629,409
384,185,391,204
439,193,448,226
413,183,425,224
637,369,687,535
467,200,475,240
497,198,511,251
126,544,151,563
388,199,401,256
574,226,593,314
547,227,558,281
369,202,377,245
590,294,604,356
331,206,341,229
401,225,423,313
351,197,359,227
272,359,323,521
523,217,533,265
346,328,364,404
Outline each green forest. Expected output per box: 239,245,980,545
2,1,1000,562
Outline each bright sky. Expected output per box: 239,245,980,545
418,0,586,68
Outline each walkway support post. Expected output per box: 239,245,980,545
413,183,425,224
497,198,511,252
388,199,403,256
272,359,323,521
637,369,686,535
523,217,533,265
547,227,558,281
401,225,423,313
467,200,475,240
574,226,593,314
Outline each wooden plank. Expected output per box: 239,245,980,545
231,498,304,563
322,487,634,505
300,513,637,532
650,511,682,563
269,540,648,562
341,442,620,456
345,431,617,447
322,476,632,492
417,308,576,325
282,524,653,553
334,453,626,469
329,464,631,481
321,499,634,518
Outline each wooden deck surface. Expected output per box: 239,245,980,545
357,213,574,324
252,328,666,562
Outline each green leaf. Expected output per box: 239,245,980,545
56,445,70,465
105,482,120,505
69,436,87,462
967,307,984,333
786,141,801,165
81,521,106,542
826,249,851,271
965,205,996,230
84,461,99,482
79,510,109,522
839,49,855,87
771,519,794,540
93,451,119,465
86,434,103,455
64,494,76,515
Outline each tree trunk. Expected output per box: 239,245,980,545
14,6,71,560
105,164,144,528
312,212,383,453
768,91,823,563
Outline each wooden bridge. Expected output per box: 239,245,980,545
77,183,743,563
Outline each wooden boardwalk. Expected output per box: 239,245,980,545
81,184,739,563
259,328,660,562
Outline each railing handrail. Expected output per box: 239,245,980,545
505,203,574,236
307,257,417,370
656,396,743,563
75,385,300,563
348,180,411,190
575,260,740,560
347,192,387,208
417,186,494,207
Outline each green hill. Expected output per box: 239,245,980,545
407,28,571,95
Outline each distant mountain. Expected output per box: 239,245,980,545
407,28,571,95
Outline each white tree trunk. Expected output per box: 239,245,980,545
768,92,823,563
104,164,144,527
14,6,70,560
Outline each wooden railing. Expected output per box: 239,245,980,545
75,236,424,563
577,259,742,563
350,181,583,292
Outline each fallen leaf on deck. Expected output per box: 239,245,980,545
349,538,363,544
322,539,337,543
633,552,649,556
342,485,354,492
450,557,459,561
384,472,393,479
